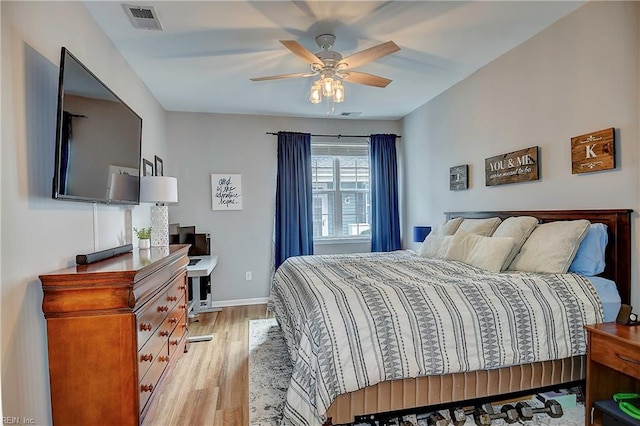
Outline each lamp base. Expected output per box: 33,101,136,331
150,205,169,247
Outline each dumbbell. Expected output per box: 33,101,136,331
515,400,563,420
473,407,492,426
473,403,520,425
426,412,450,426
449,407,474,426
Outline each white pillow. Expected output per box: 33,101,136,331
444,230,514,272
431,217,463,236
419,234,454,259
491,216,539,270
508,220,590,274
457,217,502,236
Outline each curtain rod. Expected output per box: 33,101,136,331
266,132,401,139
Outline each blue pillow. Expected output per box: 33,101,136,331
568,223,608,276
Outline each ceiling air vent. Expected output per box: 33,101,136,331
123,4,163,30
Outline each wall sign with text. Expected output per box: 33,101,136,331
485,146,539,186
211,174,242,210
571,128,615,174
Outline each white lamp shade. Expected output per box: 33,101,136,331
140,176,178,203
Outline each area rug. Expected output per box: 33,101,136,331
249,318,292,426
248,317,585,426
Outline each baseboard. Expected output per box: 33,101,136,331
210,297,269,308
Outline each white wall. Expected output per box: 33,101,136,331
166,113,400,305
402,1,640,308
1,2,167,422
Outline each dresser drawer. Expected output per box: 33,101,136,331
169,313,188,358
137,292,173,350
590,332,640,380
139,342,170,414
166,274,187,309
138,314,175,381
167,298,188,332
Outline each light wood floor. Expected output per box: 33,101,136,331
147,304,270,426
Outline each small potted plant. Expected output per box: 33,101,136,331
134,227,152,249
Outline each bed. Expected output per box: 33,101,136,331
268,209,632,426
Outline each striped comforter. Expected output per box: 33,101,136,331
268,251,603,426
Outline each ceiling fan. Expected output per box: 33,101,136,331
250,34,400,104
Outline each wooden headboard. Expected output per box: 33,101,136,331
445,209,632,305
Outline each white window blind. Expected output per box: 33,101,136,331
311,138,371,240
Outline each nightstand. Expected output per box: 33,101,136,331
585,322,640,425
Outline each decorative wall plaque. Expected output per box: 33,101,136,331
571,128,615,174
485,146,539,186
449,164,468,190
211,174,242,210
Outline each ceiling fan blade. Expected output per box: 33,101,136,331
342,71,392,88
280,40,322,65
338,41,400,70
250,72,315,82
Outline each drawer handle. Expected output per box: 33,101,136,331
178,285,186,291
140,353,153,362
180,304,187,310
157,305,169,312
158,355,169,363
159,330,170,337
140,323,153,332
167,295,178,302
616,353,640,364
168,318,178,324
141,384,154,393
170,339,179,346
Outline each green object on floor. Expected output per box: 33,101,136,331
614,394,640,420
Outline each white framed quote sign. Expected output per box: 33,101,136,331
211,174,242,210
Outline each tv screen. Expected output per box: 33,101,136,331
52,47,142,204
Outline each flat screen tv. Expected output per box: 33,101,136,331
52,47,142,204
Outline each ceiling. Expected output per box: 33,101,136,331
83,1,585,120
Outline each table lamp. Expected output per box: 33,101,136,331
140,176,178,247
413,226,432,243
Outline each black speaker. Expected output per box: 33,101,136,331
76,244,132,265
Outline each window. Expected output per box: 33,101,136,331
311,140,370,240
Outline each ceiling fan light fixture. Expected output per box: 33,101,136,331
334,81,345,103
252,35,400,112
322,77,335,97
309,81,322,104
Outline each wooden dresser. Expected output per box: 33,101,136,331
40,244,190,425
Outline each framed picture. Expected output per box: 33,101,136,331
154,155,164,176
211,174,243,210
449,164,468,190
142,158,154,176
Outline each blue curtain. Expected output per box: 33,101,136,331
274,132,314,269
370,134,401,252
